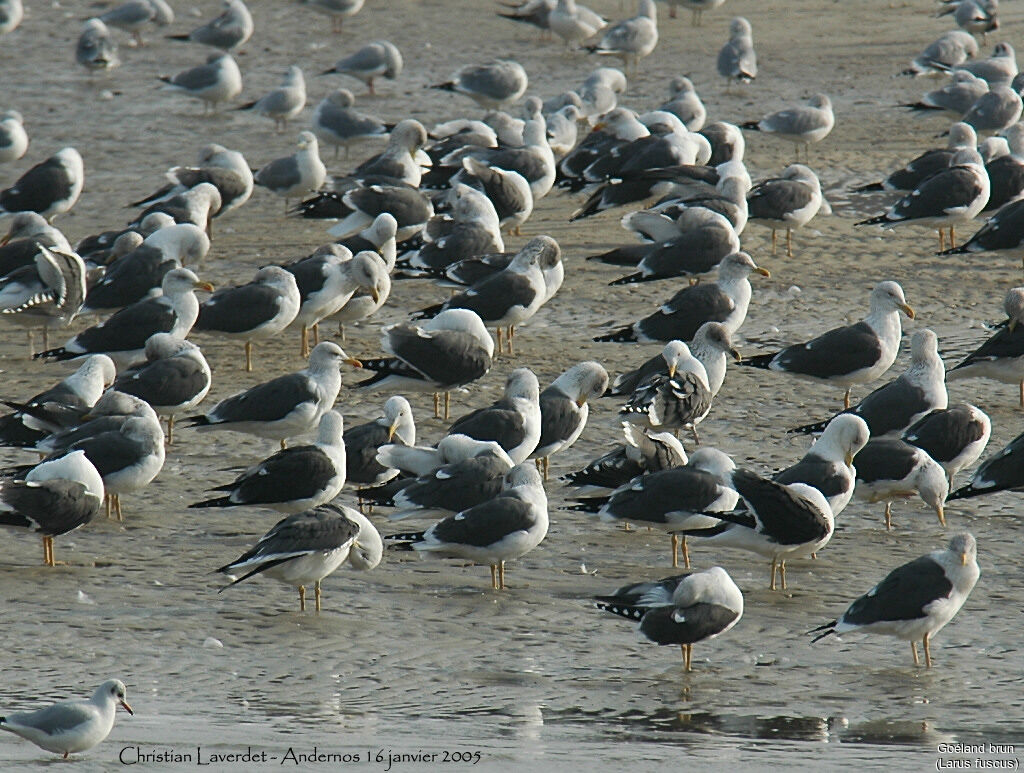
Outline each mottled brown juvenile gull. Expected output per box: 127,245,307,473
741,281,914,410
218,504,382,612
811,533,979,668
595,566,743,672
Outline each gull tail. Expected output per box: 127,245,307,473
189,497,233,509
739,120,761,131
594,325,638,343
850,181,884,192
807,620,837,643
854,214,890,226
736,352,776,370
594,600,646,621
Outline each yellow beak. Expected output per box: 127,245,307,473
900,303,915,319
845,452,854,467
730,348,742,362
344,357,363,368
371,287,381,303
576,395,588,408
387,421,400,441
754,267,771,277
194,281,215,292
960,551,968,566
936,504,946,527
120,699,134,715
668,364,677,378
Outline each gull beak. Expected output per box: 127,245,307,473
900,303,915,319
754,267,771,277
194,281,215,292
668,364,677,378
845,451,854,467
1010,319,1018,332
344,357,363,368
371,287,381,303
0,233,10,246
576,395,588,408
936,504,946,527
119,699,134,715
387,420,400,441
730,348,742,362
592,121,607,131
960,550,969,566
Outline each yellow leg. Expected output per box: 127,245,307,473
682,537,690,569
911,640,920,667
444,391,451,420
167,415,175,445
843,388,851,410
938,229,945,253
115,494,123,522
771,229,777,255
671,534,679,568
280,439,287,450
42,536,51,567
884,501,892,531
496,328,503,356
299,585,306,612
490,564,498,590
315,581,322,612
769,559,777,590
244,341,253,372
508,326,515,355
301,326,309,358
105,495,112,520
923,632,933,667
313,323,320,346
949,226,956,249
786,229,793,258
780,561,787,590
433,393,440,419
1019,380,1023,409
682,643,692,672
498,560,506,590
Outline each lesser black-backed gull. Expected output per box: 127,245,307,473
0,355,115,448
323,40,402,96
746,164,825,256
327,251,391,340
981,125,1024,212
357,308,494,418
438,118,555,200
854,438,948,529
648,174,750,234
742,281,914,409
236,66,306,132
76,19,119,73
398,184,504,273
113,334,212,443
386,463,547,590
311,90,388,159
254,131,327,208
446,368,541,464
562,423,687,492
532,361,609,478
128,182,221,237
36,268,213,369
595,566,743,671
856,148,989,251
192,410,346,513
811,533,979,668
218,504,382,612
315,183,433,242
129,143,253,219
596,251,769,343
585,0,658,74
948,287,1024,403
948,428,1024,501
335,212,398,267
573,447,737,568
680,471,834,590
0,679,133,760
853,123,976,193
0,244,87,351
432,60,529,110
774,414,870,517
185,341,361,447
459,158,533,236
620,341,712,441
791,328,946,437
32,391,156,459
0,148,84,222
0,450,104,566
194,266,300,371
83,224,210,312
902,404,991,487
344,396,415,488
167,0,252,51
159,53,243,112
344,119,429,188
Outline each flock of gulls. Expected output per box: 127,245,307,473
0,0,1021,759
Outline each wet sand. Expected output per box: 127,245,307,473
1,0,1024,768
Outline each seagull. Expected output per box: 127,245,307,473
99,0,170,46
948,426,1024,501
445,368,541,464
302,0,364,33
549,0,605,50
386,463,548,590
0,679,133,759
344,396,415,488
855,149,990,252
0,147,84,221
740,281,915,409
0,244,87,351
310,90,389,159
194,266,300,371
185,342,361,447
585,0,658,75
191,410,346,513
940,0,999,43
322,40,403,96
159,53,243,113
948,287,1024,405
810,533,979,668
741,95,835,162
902,72,988,117
951,41,1017,88
432,60,529,110
572,446,737,568
0,0,22,34
900,30,978,77
35,267,213,369
789,328,947,437
596,251,769,344
717,17,756,87
218,504,382,611
680,471,834,590
774,414,870,517
113,334,212,443
128,182,222,236
532,361,609,478
0,110,27,163
562,423,688,493
0,450,104,566
902,404,991,487
746,164,826,257
76,19,120,74
236,65,306,132
129,143,254,220
254,131,327,208
854,438,949,530
357,308,494,419
167,0,253,51
852,122,977,193
620,341,713,441
595,566,743,672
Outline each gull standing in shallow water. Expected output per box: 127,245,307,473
811,534,979,668
532,361,609,479
386,463,548,591
0,680,133,759
218,504,382,612
595,566,743,671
